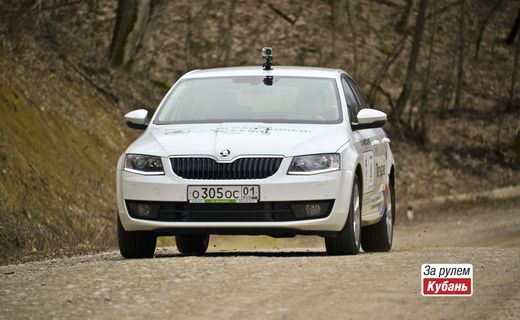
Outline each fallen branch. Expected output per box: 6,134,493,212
267,3,296,24
426,0,464,20
370,0,400,7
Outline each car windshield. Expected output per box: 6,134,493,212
154,76,342,124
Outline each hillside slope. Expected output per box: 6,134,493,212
0,48,128,262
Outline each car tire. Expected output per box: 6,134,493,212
175,235,210,255
361,177,394,252
117,215,157,259
325,175,362,255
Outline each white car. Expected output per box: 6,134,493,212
116,56,395,258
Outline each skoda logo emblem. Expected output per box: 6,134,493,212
219,149,231,157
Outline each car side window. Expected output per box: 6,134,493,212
347,78,368,109
340,76,360,123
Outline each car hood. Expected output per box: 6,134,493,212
127,123,349,159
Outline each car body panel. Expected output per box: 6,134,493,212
126,123,350,159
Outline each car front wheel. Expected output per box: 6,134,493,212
175,235,210,255
117,215,157,259
325,175,361,255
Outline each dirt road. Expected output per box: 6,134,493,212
1,199,519,320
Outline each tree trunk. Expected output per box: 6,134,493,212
109,0,152,68
475,0,504,58
506,35,519,111
413,0,439,144
397,0,414,33
185,4,193,70
345,0,358,77
505,6,520,45
495,21,516,152
222,0,238,65
453,0,465,109
328,0,336,62
392,0,428,123
419,1,438,113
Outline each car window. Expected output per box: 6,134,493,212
340,76,360,123
347,78,368,109
155,76,342,124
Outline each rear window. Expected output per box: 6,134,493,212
154,76,341,124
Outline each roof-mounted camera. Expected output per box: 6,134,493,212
262,47,273,70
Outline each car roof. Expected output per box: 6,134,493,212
181,66,349,79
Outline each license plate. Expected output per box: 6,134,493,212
187,185,260,203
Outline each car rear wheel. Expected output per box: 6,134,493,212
325,175,361,255
361,177,394,252
175,235,210,255
117,215,157,259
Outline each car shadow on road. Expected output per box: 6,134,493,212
154,250,329,259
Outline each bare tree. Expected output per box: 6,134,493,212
496,24,519,152
419,1,438,113
328,0,338,61
367,35,408,106
411,0,440,143
506,34,519,111
109,0,153,67
221,0,238,66
184,3,193,70
392,0,429,123
453,0,465,109
345,0,359,77
475,0,504,58
396,0,414,33
505,6,520,45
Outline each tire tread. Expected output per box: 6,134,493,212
176,235,209,255
118,216,156,259
325,175,361,256
361,179,394,252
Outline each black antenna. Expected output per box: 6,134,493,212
262,47,273,70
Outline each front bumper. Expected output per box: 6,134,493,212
116,156,354,233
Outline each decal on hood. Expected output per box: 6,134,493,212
164,129,191,135
214,126,312,135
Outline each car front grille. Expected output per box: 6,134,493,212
170,157,283,180
126,200,334,222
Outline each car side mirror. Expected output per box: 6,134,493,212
351,109,387,130
124,109,148,130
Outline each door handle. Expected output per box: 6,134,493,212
382,138,390,144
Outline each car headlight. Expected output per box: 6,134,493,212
287,153,340,175
124,154,164,175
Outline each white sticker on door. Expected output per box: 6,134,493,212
363,151,374,192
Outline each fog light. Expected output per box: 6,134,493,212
291,202,331,218
305,204,322,216
126,201,160,219
137,204,153,216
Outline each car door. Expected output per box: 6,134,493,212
340,75,378,216
346,77,387,215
